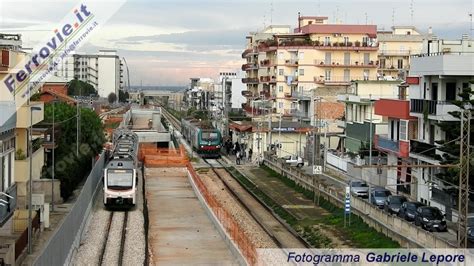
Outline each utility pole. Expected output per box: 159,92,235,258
457,109,471,248
369,94,373,166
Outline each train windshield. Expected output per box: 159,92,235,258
107,169,133,189
201,132,219,141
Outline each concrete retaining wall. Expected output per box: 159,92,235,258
263,157,456,248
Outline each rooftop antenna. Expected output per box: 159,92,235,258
365,12,368,25
317,0,321,16
410,0,414,25
263,15,266,30
469,12,473,39
392,8,395,28
336,5,339,24
270,1,274,25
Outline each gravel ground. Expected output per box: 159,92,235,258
71,168,146,266
72,208,110,266
122,210,146,265
102,212,125,265
197,168,277,249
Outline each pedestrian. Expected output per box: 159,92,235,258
248,148,253,162
236,151,241,165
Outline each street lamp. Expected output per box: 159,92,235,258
51,100,58,212
28,105,42,254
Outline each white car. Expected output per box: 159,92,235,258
283,155,304,167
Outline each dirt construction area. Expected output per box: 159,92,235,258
145,167,239,265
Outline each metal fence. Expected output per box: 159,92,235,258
33,153,105,266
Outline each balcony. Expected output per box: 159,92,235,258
336,119,346,128
314,76,352,86
410,53,474,76
0,183,17,225
410,99,461,121
410,139,438,161
375,134,409,158
292,90,311,100
284,59,298,66
316,59,378,68
16,102,44,128
241,91,254,98
242,77,259,84
241,48,257,58
15,147,45,182
379,49,421,56
241,63,258,71
260,59,273,67
374,99,411,120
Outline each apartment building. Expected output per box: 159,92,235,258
184,77,215,110
407,37,473,217
373,36,473,218
377,26,425,80
242,16,378,127
338,80,400,154
0,34,23,230
55,50,123,98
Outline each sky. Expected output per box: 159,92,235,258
0,0,472,86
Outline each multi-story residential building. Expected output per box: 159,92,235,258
373,36,473,219
377,26,425,80
242,16,378,127
338,80,400,154
184,77,215,110
374,83,417,195
407,37,473,217
55,50,123,98
0,34,23,232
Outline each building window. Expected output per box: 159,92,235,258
325,52,331,64
278,86,283,92
278,69,284,76
299,69,304,76
397,59,403,69
324,70,331,81
278,52,284,59
344,37,349,45
362,36,368,45
298,52,304,60
363,69,369,80
278,102,283,109
324,36,331,46
380,59,386,69
399,120,408,141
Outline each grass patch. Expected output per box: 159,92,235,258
259,165,400,248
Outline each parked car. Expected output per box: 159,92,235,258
282,155,304,167
350,180,369,198
467,214,474,243
398,201,424,221
384,195,407,215
414,206,447,232
370,187,392,208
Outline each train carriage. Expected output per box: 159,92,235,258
181,118,222,158
104,129,139,208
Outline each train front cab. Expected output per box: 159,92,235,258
196,129,222,158
103,168,137,208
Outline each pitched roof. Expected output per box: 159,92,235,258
41,89,77,103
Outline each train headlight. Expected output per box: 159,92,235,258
217,145,221,148
200,145,204,148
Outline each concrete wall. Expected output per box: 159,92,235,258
264,155,456,248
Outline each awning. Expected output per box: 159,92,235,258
229,123,253,132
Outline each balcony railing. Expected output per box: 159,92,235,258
315,59,378,68
410,99,437,115
284,59,298,65
241,63,258,71
242,48,257,58
410,139,437,159
242,77,259,84
292,90,312,100
314,76,375,85
376,135,399,152
0,183,17,225
379,50,421,56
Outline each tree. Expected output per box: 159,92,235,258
118,90,130,103
108,92,117,104
436,83,474,186
67,79,97,96
42,102,105,200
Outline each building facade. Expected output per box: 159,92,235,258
55,50,123,98
377,26,425,80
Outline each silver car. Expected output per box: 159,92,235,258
350,180,369,198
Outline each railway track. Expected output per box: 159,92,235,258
203,159,309,248
99,211,129,266
161,107,181,131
